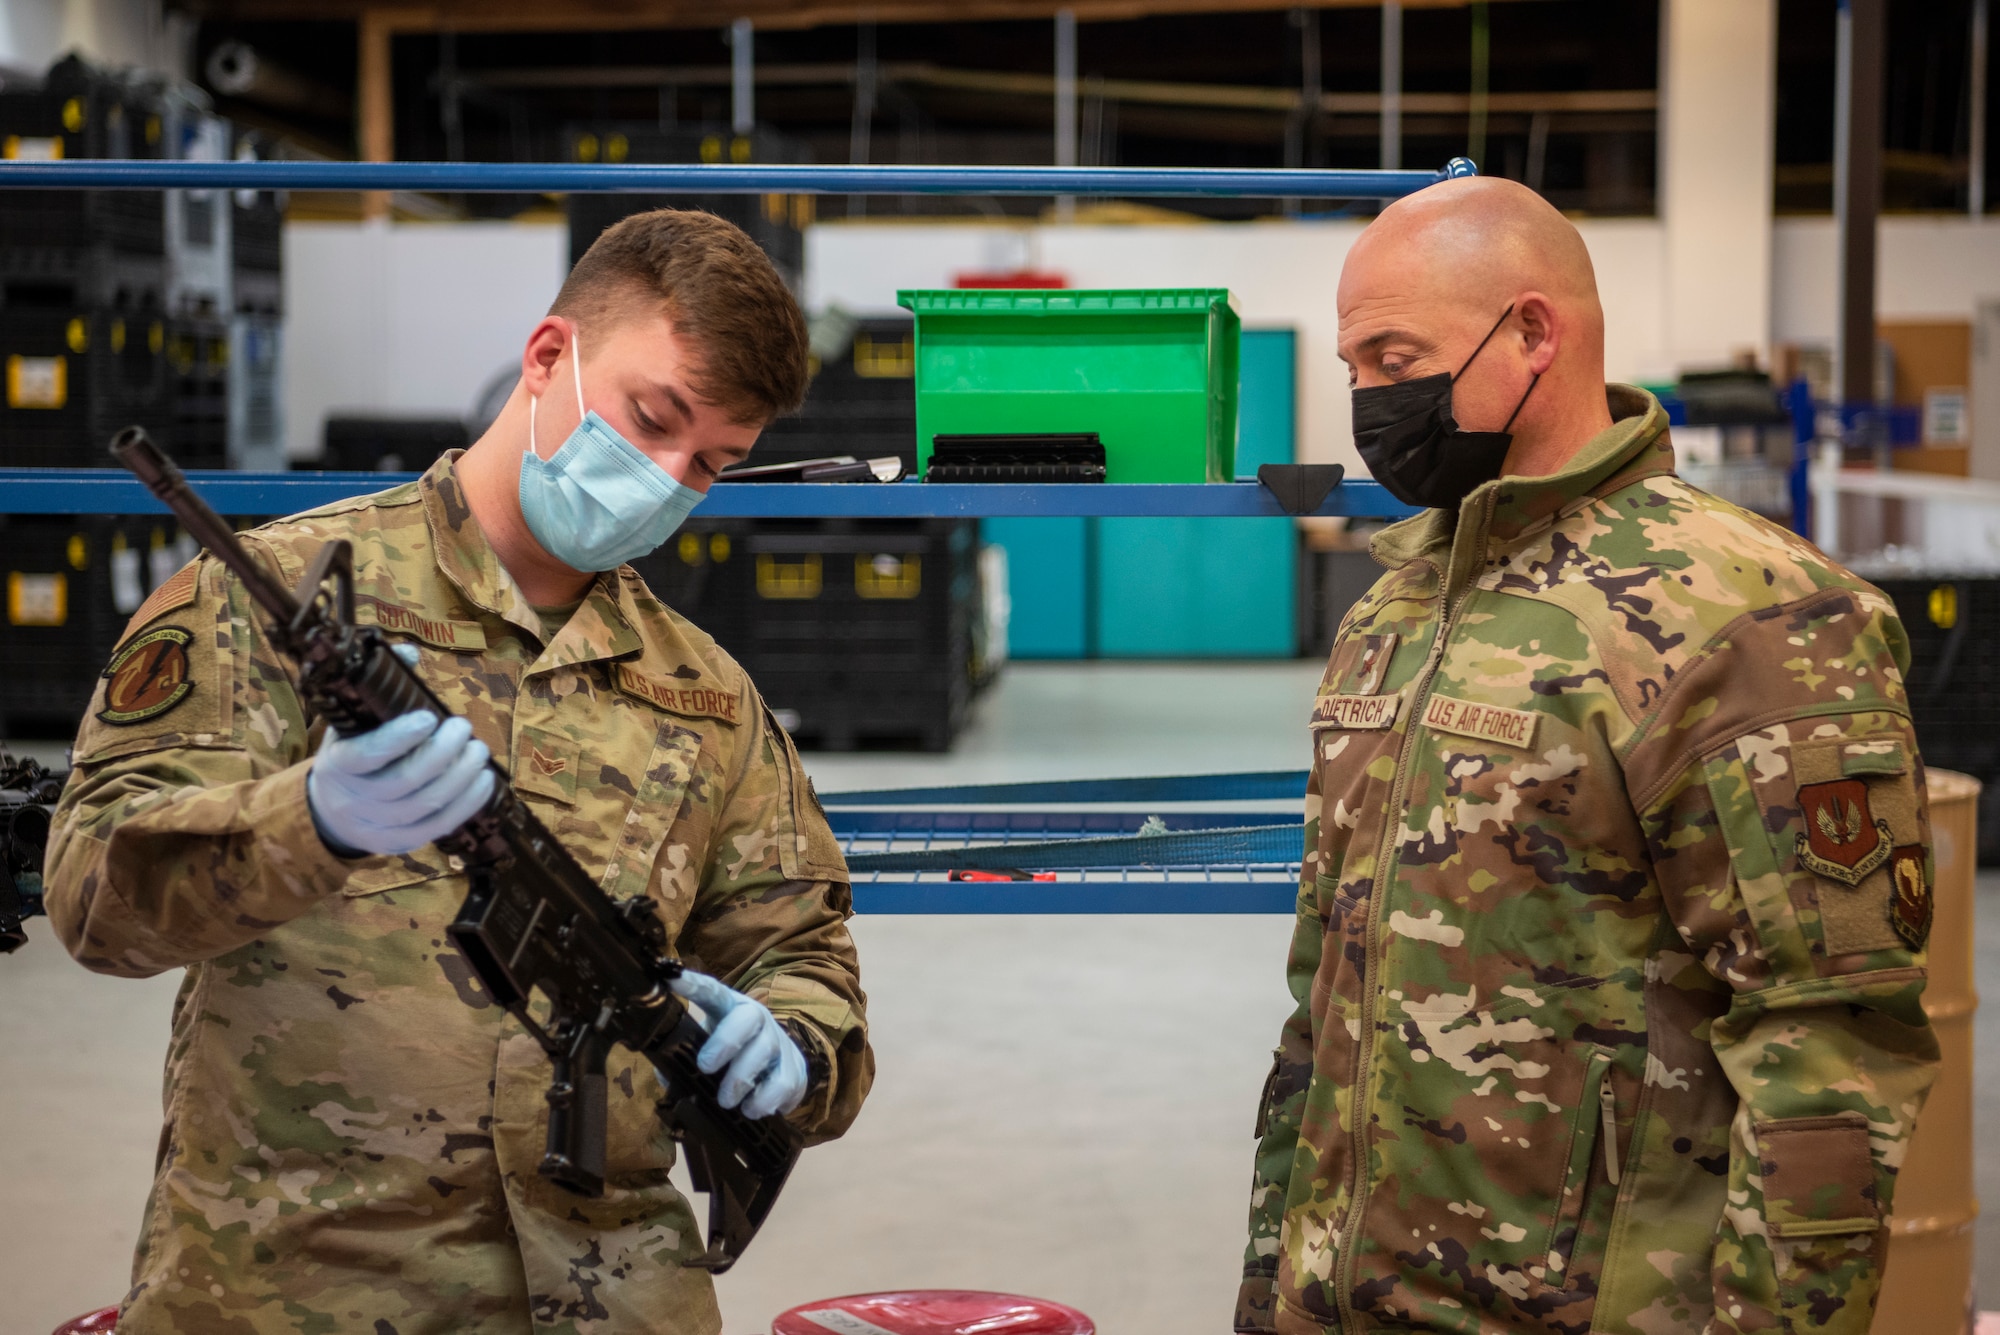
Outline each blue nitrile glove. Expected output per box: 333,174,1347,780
306,648,495,857
669,970,809,1119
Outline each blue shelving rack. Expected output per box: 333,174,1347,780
0,157,1460,911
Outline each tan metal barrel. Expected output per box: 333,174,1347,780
1876,768,1981,1334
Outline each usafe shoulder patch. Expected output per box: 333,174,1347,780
98,624,195,725
355,595,486,652
1795,778,1892,885
615,663,740,724
120,561,199,638
1313,693,1402,730
1421,693,1539,749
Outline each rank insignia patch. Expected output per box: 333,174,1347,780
98,624,194,726
1890,844,1931,948
1795,779,1892,884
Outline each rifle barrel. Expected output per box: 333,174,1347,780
111,427,301,626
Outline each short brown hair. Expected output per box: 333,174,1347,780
551,208,809,424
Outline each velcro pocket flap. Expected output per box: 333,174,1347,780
1755,1112,1881,1238
1840,738,1908,777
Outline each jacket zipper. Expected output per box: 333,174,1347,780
1332,491,1497,1332
1549,1048,1619,1280
1599,1079,1622,1187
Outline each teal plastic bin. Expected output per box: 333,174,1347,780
982,328,1298,659
896,288,1241,483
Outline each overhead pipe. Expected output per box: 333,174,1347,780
203,41,353,120
0,158,1477,197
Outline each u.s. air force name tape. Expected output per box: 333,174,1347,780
1420,693,1539,749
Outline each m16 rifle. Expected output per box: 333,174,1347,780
111,426,800,1272
0,753,62,954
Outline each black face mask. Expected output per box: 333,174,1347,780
1351,305,1540,511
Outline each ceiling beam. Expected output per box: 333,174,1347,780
181,0,1545,34
454,59,1656,117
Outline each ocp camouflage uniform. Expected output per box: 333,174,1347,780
1239,387,1939,1335
46,455,873,1335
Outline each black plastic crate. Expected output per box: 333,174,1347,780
0,514,196,739
756,316,917,472
0,59,166,259
229,128,283,302
563,125,811,288
0,242,165,312
0,307,173,467
629,518,979,751
164,316,230,468
1869,575,2000,859
321,416,470,472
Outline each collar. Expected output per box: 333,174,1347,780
419,452,643,670
1369,384,1670,571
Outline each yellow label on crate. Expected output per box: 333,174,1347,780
756,552,822,600
7,573,68,627
853,333,914,379
855,553,921,600
6,355,66,409
3,134,62,161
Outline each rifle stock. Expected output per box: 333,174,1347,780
111,427,800,1271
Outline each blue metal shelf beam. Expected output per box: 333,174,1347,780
0,159,1465,198
851,879,1296,914
0,471,1418,520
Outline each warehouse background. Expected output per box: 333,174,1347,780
6,0,2000,1331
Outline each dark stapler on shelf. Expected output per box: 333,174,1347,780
924,433,1107,483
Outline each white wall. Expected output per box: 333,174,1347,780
281,221,569,460
0,0,185,79
806,218,1671,471
1773,217,2000,342
271,212,2000,473
1657,0,1777,368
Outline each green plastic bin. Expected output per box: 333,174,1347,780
896,288,1241,483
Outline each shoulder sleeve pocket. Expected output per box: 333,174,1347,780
1702,716,1928,972
764,707,848,884
1755,1112,1881,1238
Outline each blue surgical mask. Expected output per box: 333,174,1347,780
518,331,705,572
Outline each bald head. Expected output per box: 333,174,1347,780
1339,176,1614,479
1352,176,1603,315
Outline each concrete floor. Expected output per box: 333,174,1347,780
5,660,1997,1334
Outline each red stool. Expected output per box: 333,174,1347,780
52,1310,118,1335
773,1290,1094,1335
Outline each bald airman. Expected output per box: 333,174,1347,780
1239,177,1938,1335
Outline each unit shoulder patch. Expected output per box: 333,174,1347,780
615,663,740,724
1312,693,1402,730
98,624,196,726
1890,844,1931,948
1795,778,1892,885
120,561,199,639
1420,693,1539,749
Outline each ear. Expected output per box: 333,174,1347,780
1515,293,1560,376
520,316,574,396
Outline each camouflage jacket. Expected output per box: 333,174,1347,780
1238,388,1939,1335
46,455,873,1335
